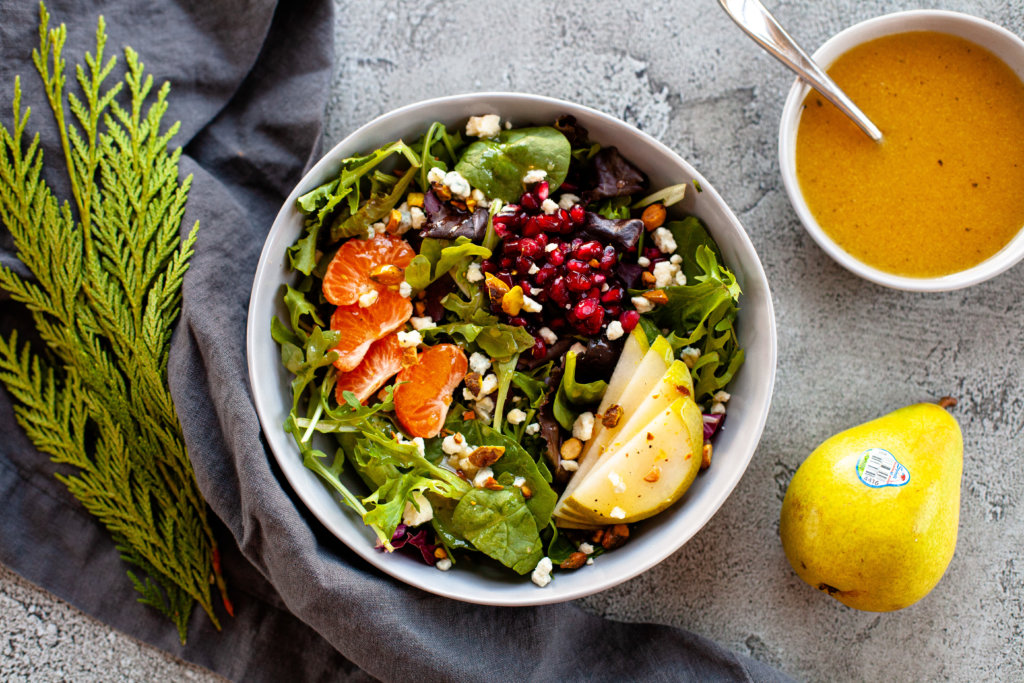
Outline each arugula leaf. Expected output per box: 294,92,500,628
596,196,631,219
640,245,744,402
286,219,322,275
282,284,323,340
451,479,543,575
411,121,466,192
422,321,536,359
455,127,571,202
331,164,418,241
405,237,490,291
665,217,724,281
552,350,607,430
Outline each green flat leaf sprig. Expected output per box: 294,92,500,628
0,4,227,642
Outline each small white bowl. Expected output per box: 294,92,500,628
247,93,777,605
779,10,1024,292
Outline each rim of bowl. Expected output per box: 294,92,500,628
247,92,778,605
778,9,1024,292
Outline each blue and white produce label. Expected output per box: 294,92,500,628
855,448,910,488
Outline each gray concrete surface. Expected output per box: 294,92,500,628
3,0,1024,681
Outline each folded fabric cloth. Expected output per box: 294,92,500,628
0,1,790,681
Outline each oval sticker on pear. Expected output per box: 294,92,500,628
855,448,910,488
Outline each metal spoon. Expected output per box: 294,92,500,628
718,0,883,142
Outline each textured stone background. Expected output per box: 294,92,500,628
3,0,1024,681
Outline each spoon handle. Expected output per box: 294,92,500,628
718,0,883,141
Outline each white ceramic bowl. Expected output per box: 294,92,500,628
247,93,777,605
779,10,1024,292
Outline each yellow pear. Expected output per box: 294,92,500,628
780,403,963,611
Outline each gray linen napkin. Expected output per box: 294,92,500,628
0,1,791,681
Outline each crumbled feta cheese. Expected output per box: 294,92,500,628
541,198,559,215
398,280,412,298
473,467,495,488
670,254,683,265
505,119,513,129
573,412,595,441
530,287,542,296
479,373,498,397
471,188,490,208
469,351,491,375
608,471,627,494
569,342,587,356
578,542,594,555
631,296,655,314
637,256,651,267
538,327,558,345
525,422,540,435
675,271,687,286
395,201,413,233
561,460,579,472
609,506,626,520
444,171,471,199
653,260,679,288
710,402,727,415
606,320,624,341
713,390,732,403
652,227,678,254
531,557,553,587
466,262,484,283
601,283,610,292
475,396,495,421
442,432,469,456
357,289,379,308
396,329,422,348
544,242,558,252
410,206,426,230
521,295,542,314
586,557,594,565
513,476,526,487
401,492,433,526
558,193,580,210
435,558,452,571
409,316,436,331
427,166,446,184
522,168,547,184
680,346,701,368
371,221,387,235
527,262,540,275
507,408,527,425
411,437,425,458
465,114,501,138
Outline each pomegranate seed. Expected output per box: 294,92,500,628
522,216,543,237
536,214,561,232
550,277,570,305
549,317,567,331
530,337,547,360
566,259,589,274
535,181,550,202
535,233,548,249
480,259,497,273
515,256,532,273
599,246,617,270
575,241,602,261
592,273,607,288
644,247,662,261
535,264,557,285
581,307,605,334
570,238,583,253
605,304,622,317
496,272,514,288
556,209,572,233
574,298,599,319
518,278,532,292
546,248,565,266
520,193,539,211
499,257,513,269
519,238,541,259
566,271,592,292
601,287,623,303
569,204,586,225
587,287,601,300
620,310,640,332
503,239,521,255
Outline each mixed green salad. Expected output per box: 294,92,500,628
272,113,744,586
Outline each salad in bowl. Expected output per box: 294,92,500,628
271,111,743,585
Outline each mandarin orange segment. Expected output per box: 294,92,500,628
334,333,404,404
329,288,412,372
322,234,415,306
394,344,468,438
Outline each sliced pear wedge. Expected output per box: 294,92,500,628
556,397,703,525
552,335,674,517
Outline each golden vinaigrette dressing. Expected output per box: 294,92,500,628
796,32,1024,277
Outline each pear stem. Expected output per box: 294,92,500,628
938,396,958,410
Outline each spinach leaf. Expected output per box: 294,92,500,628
451,482,543,575
552,350,607,430
431,497,473,551
665,216,724,282
455,127,571,202
449,419,558,530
